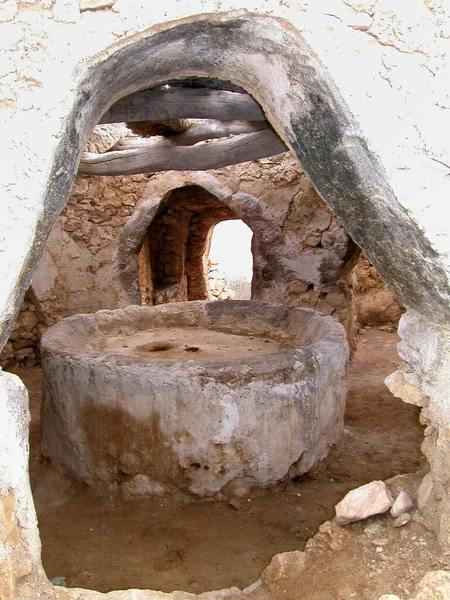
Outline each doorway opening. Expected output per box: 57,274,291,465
137,185,253,305
208,219,253,301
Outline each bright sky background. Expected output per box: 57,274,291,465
209,220,253,281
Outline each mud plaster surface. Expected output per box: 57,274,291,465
12,329,445,597
93,327,290,360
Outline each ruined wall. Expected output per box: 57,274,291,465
0,151,404,369
0,173,152,368
0,290,42,368
32,173,152,320
1,154,356,368
354,255,405,328
145,185,237,304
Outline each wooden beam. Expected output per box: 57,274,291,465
79,129,287,176
99,88,266,124
112,121,268,150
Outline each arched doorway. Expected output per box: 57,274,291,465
137,185,240,305
208,220,253,301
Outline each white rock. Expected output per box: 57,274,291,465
390,490,414,518
335,481,394,525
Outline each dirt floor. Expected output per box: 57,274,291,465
12,327,449,598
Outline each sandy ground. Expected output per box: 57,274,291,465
12,328,447,598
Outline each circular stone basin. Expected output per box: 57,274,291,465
41,301,349,496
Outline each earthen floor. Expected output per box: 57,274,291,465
12,328,444,598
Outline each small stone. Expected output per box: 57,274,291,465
17,311,39,330
364,521,384,536
378,595,401,600
63,217,82,232
370,536,389,547
50,576,68,587
390,490,414,518
393,513,412,528
0,342,14,365
14,348,36,364
228,499,243,511
335,481,394,525
261,551,307,600
409,570,450,599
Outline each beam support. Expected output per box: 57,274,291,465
79,129,287,176
99,88,266,124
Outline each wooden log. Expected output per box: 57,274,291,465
79,129,287,176
112,120,268,150
99,88,266,124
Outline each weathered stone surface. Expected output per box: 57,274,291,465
392,312,450,549
261,550,307,600
0,371,48,597
335,481,394,525
54,586,243,600
391,491,414,518
79,0,115,11
393,513,412,528
353,255,404,327
409,570,450,599
41,301,348,496
386,370,430,408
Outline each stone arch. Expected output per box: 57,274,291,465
14,14,447,358
116,168,354,327
117,173,249,305
140,186,239,304
3,12,450,599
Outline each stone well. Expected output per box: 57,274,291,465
40,301,348,496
